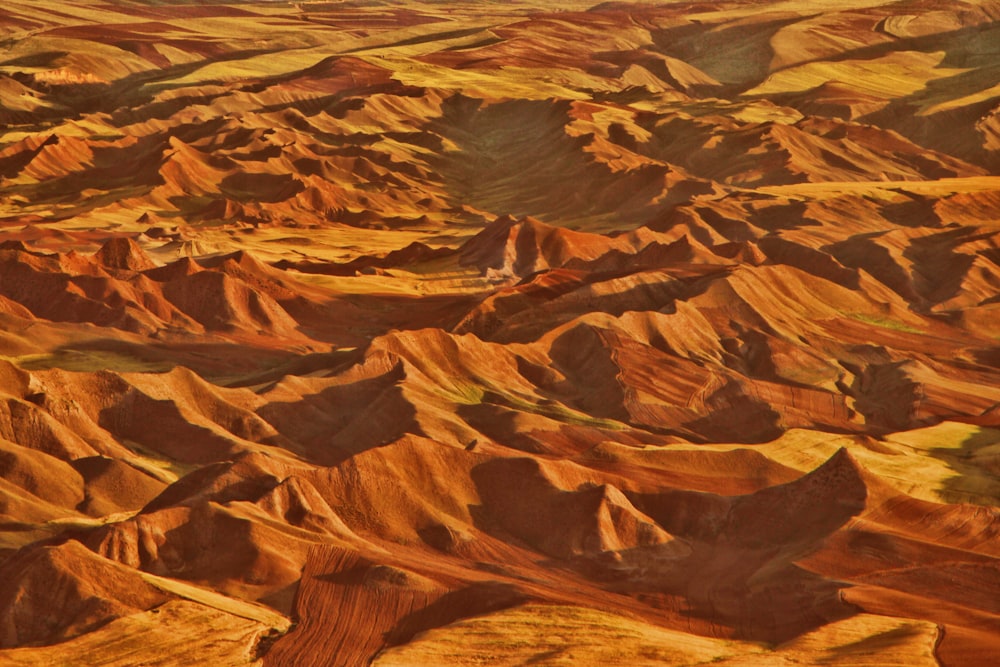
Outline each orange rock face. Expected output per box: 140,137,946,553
0,0,998,665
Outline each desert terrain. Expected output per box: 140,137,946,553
0,0,998,664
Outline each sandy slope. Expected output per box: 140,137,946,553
0,0,999,665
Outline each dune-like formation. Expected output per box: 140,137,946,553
0,0,999,664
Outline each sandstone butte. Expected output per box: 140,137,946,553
0,0,998,665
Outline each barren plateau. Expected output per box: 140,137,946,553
0,0,999,665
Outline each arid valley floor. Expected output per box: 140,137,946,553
0,0,999,664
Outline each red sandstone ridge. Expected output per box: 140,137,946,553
0,0,999,665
